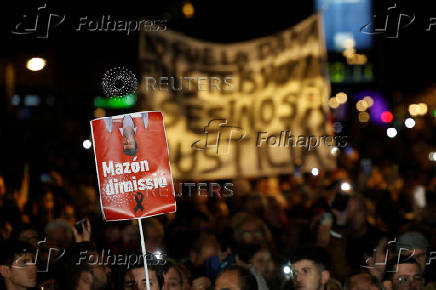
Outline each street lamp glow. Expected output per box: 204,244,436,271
26,57,46,71
404,118,415,128
386,128,397,138
83,139,92,149
182,2,195,19
311,168,319,176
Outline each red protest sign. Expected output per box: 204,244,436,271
90,111,176,221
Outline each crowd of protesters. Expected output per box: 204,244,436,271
1,152,436,290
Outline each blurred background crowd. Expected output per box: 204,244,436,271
1,152,436,289
3,0,436,289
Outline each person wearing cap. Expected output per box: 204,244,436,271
397,231,429,273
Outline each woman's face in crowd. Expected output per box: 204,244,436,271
163,266,182,290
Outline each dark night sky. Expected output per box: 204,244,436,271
1,0,436,183
1,0,436,100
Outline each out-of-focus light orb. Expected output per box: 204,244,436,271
333,122,343,134
182,2,195,19
311,168,319,176
409,104,419,116
328,97,339,109
341,182,351,192
154,251,163,260
404,118,415,128
418,103,428,115
83,139,92,149
356,100,368,112
429,152,436,162
343,38,356,49
283,265,291,275
343,48,356,58
363,96,374,107
336,92,347,104
386,128,397,138
358,111,370,122
26,57,46,71
94,108,106,118
380,111,393,123
330,146,339,156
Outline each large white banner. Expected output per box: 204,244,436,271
139,14,336,179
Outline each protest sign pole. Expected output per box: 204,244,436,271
138,218,151,290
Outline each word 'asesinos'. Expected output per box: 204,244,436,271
144,76,233,92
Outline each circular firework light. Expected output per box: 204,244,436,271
102,67,137,98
